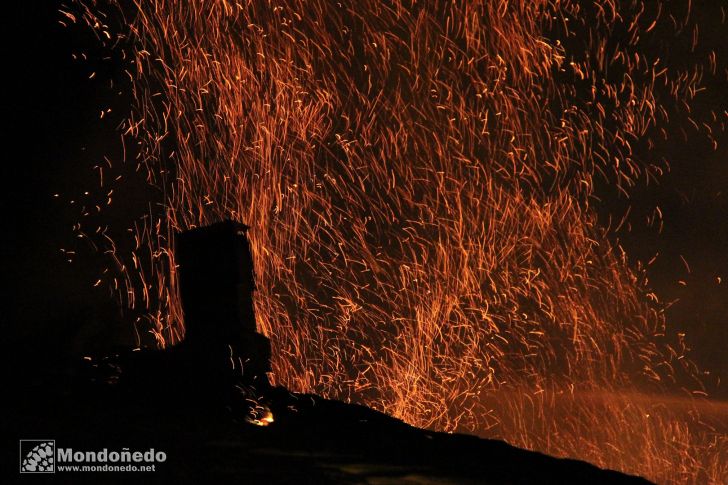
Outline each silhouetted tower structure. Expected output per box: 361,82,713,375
175,220,271,389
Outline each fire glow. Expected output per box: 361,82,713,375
71,1,726,483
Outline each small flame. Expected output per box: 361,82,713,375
247,406,274,427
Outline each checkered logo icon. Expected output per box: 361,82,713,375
20,440,55,473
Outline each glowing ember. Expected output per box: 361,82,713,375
71,1,726,483
247,404,275,427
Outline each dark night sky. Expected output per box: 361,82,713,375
3,3,147,384
3,3,726,395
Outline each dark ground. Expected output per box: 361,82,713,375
4,349,653,485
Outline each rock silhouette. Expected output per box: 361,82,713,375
11,221,654,484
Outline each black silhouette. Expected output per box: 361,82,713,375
9,221,654,484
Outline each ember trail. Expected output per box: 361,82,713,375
72,1,727,483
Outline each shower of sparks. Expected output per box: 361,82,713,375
70,1,726,483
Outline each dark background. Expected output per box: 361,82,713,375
2,3,726,396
